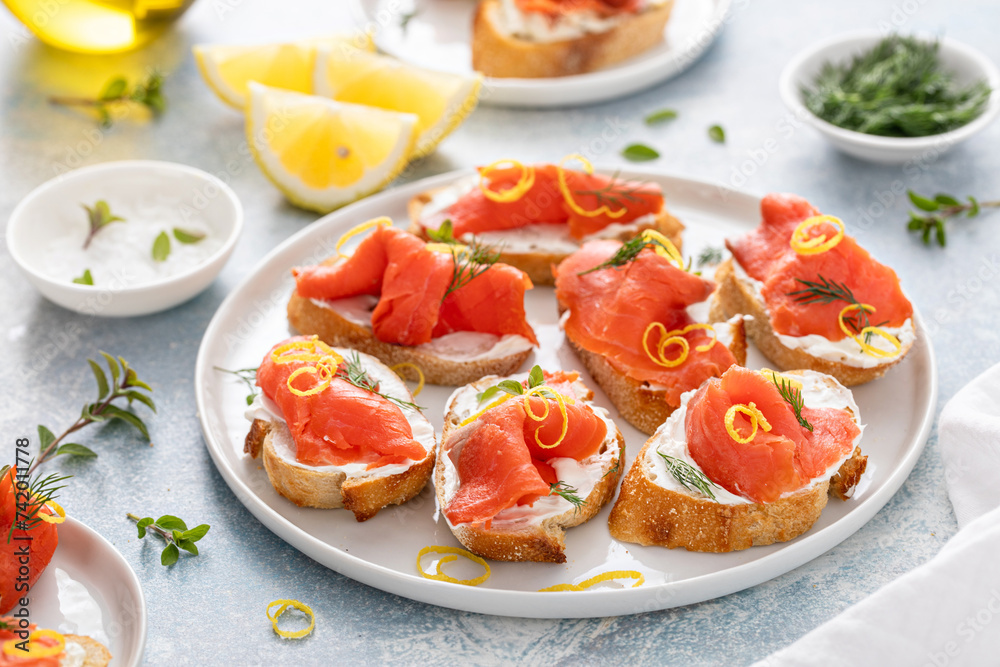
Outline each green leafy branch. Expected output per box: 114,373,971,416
30,352,155,474
906,190,998,248
128,513,210,566
82,200,125,249
49,71,166,128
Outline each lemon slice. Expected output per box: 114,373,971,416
194,35,373,109
313,47,481,159
246,83,418,213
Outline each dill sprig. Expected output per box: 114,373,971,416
444,240,501,298
657,452,718,502
786,275,887,344
549,481,586,511
215,366,259,406
802,35,991,138
697,245,724,267
601,459,620,480
766,372,813,432
573,171,652,209
336,352,423,411
577,233,683,275
905,190,1000,248
6,465,72,543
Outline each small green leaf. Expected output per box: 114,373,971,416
124,390,156,412
708,125,726,143
102,405,149,440
908,190,940,212
934,194,960,207
907,213,925,230
968,196,980,217
496,380,525,396
136,517,153,539
182,524,211,542
922,224,932,245
528,365,545,389
155,515,187,531
100,351,120,385
621,143,660,162
151,231,171,262
644,109,678,125
97,106,112,129
160,543,179,566
88,359,110,399
72,269,94,286
125,368,153,392
100,76,128,101
37,425,56,449
476,386,503,404
245,394,255,406
172,227,206,244
56,443,97,458
81,403,106,422
426,219,457,244
935,218,947,247
177,539,199,555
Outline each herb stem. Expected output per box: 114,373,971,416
126,512,171,541
29,392,115,474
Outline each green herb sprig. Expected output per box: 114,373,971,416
577,233,685,275
572,171,653,211
4,465,71,543
337,351,423,411
215,366,259,406
787,275,886,344
766,372,813,432
477,365,551,404
905,190,999,247
425,219,461,245
128,513,210,566
549,481,586,511
657,452,719,501
49,71,166,128
82,200,125,249
697,245,723,267
444,240,501,298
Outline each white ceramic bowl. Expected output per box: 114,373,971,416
779,31,1000,164
7,160,243,317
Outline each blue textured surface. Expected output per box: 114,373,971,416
1,0,997,664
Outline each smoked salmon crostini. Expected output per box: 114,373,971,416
408,156,683,285
711,193,916,386
0,618,111,666
554,232,748,435
288,219,538,386
608,366,868,552
244,336,436,522
436,367,625,563
1,466,61,615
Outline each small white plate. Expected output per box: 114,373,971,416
195,169,937,618
779,31,1000,164
353,0,731,107
25,517,146,666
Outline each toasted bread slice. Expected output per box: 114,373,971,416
243,349,436,521
608,370,868,552
65,635,112,667
435,372,625,563
408,183,684,286
471,0,675,78
710,258,914,386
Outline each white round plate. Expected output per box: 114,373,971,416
195,170,937,618
25,517,146,666
352,0,732,107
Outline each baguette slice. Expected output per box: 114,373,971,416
65,634,112,667
710,258,914,386
244,349,436,522
435,372,625,563
608,370,868,552
408,182,684,286
472,0,675,78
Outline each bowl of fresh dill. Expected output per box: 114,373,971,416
779,31,999,164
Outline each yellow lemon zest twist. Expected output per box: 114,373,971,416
522,387,574,450
639,229,686,271
790,215,845,255
38,500,67,524
390,363,426,397
557,154,628,219
478,160,536,203
837,304,903,358
759,368,803,391
539,570,645,592
642,323,690,368
724,402,772,444
417,546,491,586
335,217,392,258
2,629,66,659
458,393,516,428
271,336,345,397
266,599,315,639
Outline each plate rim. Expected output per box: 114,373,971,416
194,168,938,618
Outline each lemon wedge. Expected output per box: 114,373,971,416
246,83,418,213
313,47,481,159
194,35,373,109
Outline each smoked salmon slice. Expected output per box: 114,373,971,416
1,467,59,615
256,337,425,468
555,240,738,407
685,367,859,504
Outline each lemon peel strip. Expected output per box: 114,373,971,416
790,215,845,255
724,402,772,444
523,387,572,450
539,570,645,592
390,363,426,397
417,546,490,586
335,217,392,258
837,304,902,358
557,154,628,219
272,336,345,397
2,629,66,658
38,500,67,524
642,323,690,368
760,368,803,391
266,599,315,639
458,393,515,427
640,229,685,270
479,160,536,203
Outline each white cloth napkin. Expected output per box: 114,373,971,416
755,363,1000,667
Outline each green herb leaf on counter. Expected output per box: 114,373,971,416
152,231,171,262
621,143,660,162
128,513,210,566
173,227,206,244
72,269,94,285
49,71,167,128
905,190,999,248
82,200,125,249
708,125,726,143
215,366,259,405
644,109,678,125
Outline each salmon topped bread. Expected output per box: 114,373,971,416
554,233,747,434
244,336,435,521
0,618,111,666
436,367,625,563
711,193,916,386
1,467,59,615
472,0,675,78
408,157,683,285
608,366,868,552
288,219,538,386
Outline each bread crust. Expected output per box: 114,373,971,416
66,635,112,667
710,259,913,386
471,0,675,78
434,378,625,563
408,186,684,286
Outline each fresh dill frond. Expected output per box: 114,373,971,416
336,352,423,411
786,275,884,344
7,467,72,543
577,233,676,275
549,481,586,510
444,240,501,298
766,372,814,432
657,452,718,502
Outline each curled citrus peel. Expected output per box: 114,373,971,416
642,323,690,368
271,336,345,397
266,599,315,639
479,160,536,203
2,629,66,658
417,546,491,586
724,402,772,444
458,393,515,428
837,304,902,358
640,229,685,270
522,387,574,450
790,215,845,255
557,154,628,219
390,363,426,397
335,217,392,258
539,570,645,592
760,368,803,391
38,500,66,524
